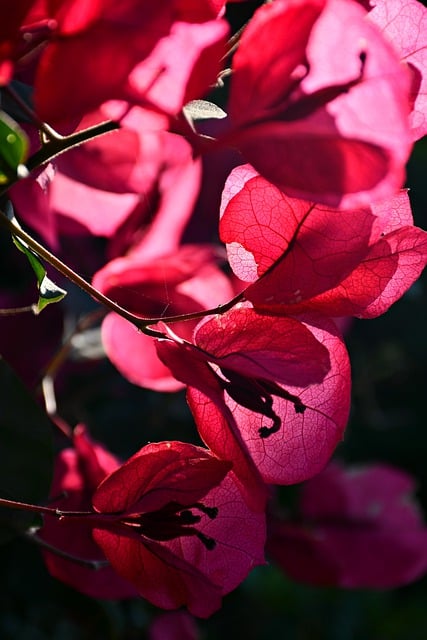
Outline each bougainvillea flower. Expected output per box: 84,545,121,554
267,462,427,588
157,307,350,506
90,441,266,617
223,0,412,207
22,0,229,126
39,425,138,599
366,0,427,140
11,126,201,268
93,245,234,391
56,111,166,195
220,165,427,318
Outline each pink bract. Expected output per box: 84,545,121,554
39,425,137,599
220,166,427,318
91,441,266,617
267,462,427,588
26,1,228,126
367,0,427,140
224,0,412,207
11,125,201,265
93,245,234,391
157,308,350,504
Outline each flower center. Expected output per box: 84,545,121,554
219,367,306,438
122,501,218,550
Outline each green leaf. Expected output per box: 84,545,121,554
0,110,29,184
0,358,53,543
38,275,67,312
12,235,67,313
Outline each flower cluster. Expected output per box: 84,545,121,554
0,0,427,621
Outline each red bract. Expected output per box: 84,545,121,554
26,0,228,126
93,245,234,391
223,0,412,207
11,126,200,262
220,166,427,318
39,425,137,599
178,0,227,20
0,1,37,83
11,160,141,247
91,441,266,618
10,163,58,248
157,307,350,503
367,0,427,140
267,462,427,588
56,110,166,195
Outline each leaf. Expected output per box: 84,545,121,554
0,110,28,184
12,235,67,313
183,99,227,122
0,358,53,543
37,275,68,312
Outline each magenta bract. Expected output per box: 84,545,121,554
91,441,266,617
367,0,427,140
224,0,412,207
39,425,138,599
220,166,427,318
267,462,427,588
28,1,229,126
93,245,234,391
157,308,350,503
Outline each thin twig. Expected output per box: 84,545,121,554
25,528,110,570
0,304,37,315
0,119,120,197
0,207,245,331
3,84,63,142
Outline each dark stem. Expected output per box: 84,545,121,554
25,528,110,569
3,84,63,141
40,307,106,383
0,496,73,517
0,120,121,197
0,304,36,315
0,207,245,331
0,210,160,334
0,496,116,525
26,120,121,174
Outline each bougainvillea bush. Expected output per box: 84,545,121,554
0,0,427,636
